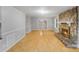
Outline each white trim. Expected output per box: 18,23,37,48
4,33,25,52
2,28,26,52
2,27,25,36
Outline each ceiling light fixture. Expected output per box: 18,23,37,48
36,8,50,15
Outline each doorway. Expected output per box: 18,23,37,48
39,20,47,30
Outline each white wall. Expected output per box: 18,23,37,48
0,7,2,38
54,16,59,32
47,18,55,30
25,16,32,33
31,17,39,30
1,6,26,34
0,6,26,51
0,7,1,21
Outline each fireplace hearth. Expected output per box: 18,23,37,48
56,23,77,48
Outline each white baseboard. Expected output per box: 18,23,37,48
2,28,26,52
4,34,25,52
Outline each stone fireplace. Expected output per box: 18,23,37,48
59,23,77,39
56,7,78,48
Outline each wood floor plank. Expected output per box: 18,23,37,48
8,30,79,52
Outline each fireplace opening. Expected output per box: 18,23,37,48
59,23,70,39
61,28,70,38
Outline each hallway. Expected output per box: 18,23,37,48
8,30,79,52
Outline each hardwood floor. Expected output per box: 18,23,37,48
8,30,79,52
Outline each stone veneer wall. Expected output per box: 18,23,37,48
59,7,77,22
59,7,77,36
57,7,78,48
77,7,79,48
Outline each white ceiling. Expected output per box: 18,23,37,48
14,6,74,18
